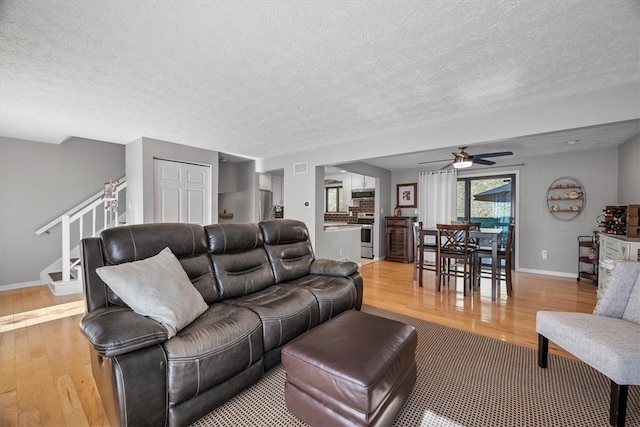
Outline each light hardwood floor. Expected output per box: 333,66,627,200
0,260,597,426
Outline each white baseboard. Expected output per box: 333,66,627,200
48,279,83,296
517,268,577,279
0,280,42,291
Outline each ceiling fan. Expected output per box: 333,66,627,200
419,147,513,169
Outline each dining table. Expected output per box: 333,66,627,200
418,227,504,301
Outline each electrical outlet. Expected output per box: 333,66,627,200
541,250,548,260
339,248,343,256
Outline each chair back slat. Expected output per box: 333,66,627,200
437,223,470,252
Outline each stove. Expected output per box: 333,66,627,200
357,213,375,258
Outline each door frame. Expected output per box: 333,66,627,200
457,169,520,270
153,157,213,225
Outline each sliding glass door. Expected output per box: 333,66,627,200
457,174,515,247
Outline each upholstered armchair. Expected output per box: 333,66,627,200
536,261,640,427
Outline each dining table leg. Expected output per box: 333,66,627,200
418,240,423,288
491,238,498,301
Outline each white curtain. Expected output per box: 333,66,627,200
418,169,458,261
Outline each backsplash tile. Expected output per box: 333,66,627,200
324,199,375,223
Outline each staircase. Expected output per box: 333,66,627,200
36,178,127,296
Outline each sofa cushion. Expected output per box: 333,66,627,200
593,260,640,318
260,219,310,244
205,224,275,298
622,272,640,324
309,259,358,277
281,275,358,323
205,223,264,254
259,219,315,283
162,303,263,407
100,223,219,305
96,247,208,338
80,306,168,357
223,285,319,354
536,311,640,385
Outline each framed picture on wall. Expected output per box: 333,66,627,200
397,183,417,208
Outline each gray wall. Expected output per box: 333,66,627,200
218,161,257,223
517,148,617,275
0,137,125,287
618,133,640,204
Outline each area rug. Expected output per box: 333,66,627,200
192,305,640,427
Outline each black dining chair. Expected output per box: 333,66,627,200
414,221,437,283
435,223,476,296
475,221,515,297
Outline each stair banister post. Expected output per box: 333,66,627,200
61,214,71,282
92,208,97,236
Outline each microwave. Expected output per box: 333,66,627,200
351,189,375,199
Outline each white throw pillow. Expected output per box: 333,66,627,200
96,247,208,338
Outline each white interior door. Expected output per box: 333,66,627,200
154,159,211,224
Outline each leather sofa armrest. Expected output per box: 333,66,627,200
80,306,168,357
310,259,358,277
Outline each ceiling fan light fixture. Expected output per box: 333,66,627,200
453,159,473,169
453,152,473,169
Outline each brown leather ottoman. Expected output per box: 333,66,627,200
281,310,417,426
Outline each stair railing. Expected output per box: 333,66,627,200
36,178,127,282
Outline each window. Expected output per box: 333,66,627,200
457,174,515,247
325,186,344,212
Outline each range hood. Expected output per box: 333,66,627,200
351,189,375,199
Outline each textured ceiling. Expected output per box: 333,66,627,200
358,119,640,172
1,1,639,166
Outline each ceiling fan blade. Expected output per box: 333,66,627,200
418,159,450,164
473,151,513,159
472,158,495,166
440,163,453,170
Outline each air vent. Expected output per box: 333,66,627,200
293,162,308,175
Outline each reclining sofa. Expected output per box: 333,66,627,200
79,219,363,426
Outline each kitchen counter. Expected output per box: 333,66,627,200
316,224,361,263
323,222,362,231
599,233,640,242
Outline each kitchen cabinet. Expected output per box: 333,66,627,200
384,216,416,263
351,174,375,190
259,173,272,190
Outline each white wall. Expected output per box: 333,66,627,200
0,136,125,287
618,133,640,204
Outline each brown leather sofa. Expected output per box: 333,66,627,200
79,219,363,427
